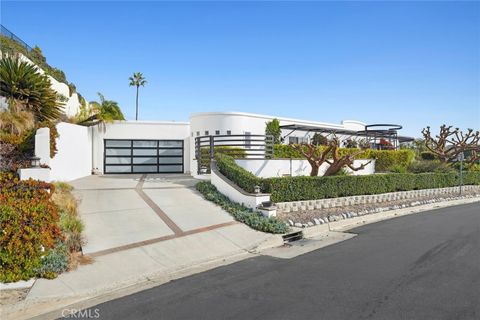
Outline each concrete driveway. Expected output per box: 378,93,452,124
71,174,234,255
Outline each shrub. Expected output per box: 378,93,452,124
214,153,263,193
420,151,437,161
34,242,69,279
407,160,454,174
199,146,246,172
266,172,479,202
196,181,288,234
214,151,480,202
272,145,415,172
0,173,62,282
53,182,84,252
388,164,407,174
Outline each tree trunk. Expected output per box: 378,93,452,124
135,86,139,120
309,161,319,176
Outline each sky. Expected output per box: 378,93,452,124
1,1,479,137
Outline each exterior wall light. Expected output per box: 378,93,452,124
30,156,41,168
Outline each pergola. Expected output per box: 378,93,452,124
279,123,414,149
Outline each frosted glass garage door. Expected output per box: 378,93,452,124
104,139,184,174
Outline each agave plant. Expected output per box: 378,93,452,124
0,55,63,122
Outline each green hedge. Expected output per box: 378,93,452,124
196,181,288,234
215,154,480,203
199,146,246,172
266,172,480,202
214,153,263,193
273,144,415,172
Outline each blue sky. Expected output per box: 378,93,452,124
1,1,479,137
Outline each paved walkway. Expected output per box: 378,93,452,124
23,174,277,302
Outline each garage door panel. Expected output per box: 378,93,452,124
105,165,131,173
158,165,183,173
133,157,157,164
105,140,131,147
133,140,157,147
105,157,131,164
158,149,182,156
104,139,183,174
106,149,131,156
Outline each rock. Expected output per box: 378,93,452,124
307,221,314,227
314,218,321,225
288,219,294,226
294,222,303,228
319,218,325,224
302,223,309,228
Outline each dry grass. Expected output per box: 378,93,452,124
52,190,78,216
68,252,94,271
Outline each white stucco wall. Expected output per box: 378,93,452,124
49,122,92,181
235,159,375,178
92,121,191,174
35,127,51,166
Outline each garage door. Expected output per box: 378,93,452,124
104,139,184,174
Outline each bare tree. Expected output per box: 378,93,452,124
291,143,333,176
422,125,480,165
291,139,371,176
323,139,372,176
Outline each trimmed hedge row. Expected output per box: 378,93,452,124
196,181,289,234
266,172,480,202
215,154,480,203
273,144,415,172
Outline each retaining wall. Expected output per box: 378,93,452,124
276,185,480,213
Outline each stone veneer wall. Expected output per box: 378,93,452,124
276,185,480,213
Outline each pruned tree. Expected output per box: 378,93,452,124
422,125,480,165
323,139,372,176
291,143,333,176
291,139,372,176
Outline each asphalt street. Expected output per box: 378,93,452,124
67,202,480,320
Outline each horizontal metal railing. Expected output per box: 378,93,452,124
195,134,273,174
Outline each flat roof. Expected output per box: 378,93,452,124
279,124,415,143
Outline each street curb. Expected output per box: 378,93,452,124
302,196,480,239
2,250,255,320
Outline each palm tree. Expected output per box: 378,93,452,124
128,72,147,120
76,92,125,126
0,55,62,122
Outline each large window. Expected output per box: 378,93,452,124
104,139,184,174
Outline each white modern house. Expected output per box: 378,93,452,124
25,110,406,184
84,111,412,176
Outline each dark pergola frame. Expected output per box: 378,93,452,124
279,123,414,149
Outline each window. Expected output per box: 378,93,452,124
196,131,200,136
288,136,308,144
226,130,231,135
205,130,209,136
191,132,194,137
215,130,220,135
245,131,251,149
